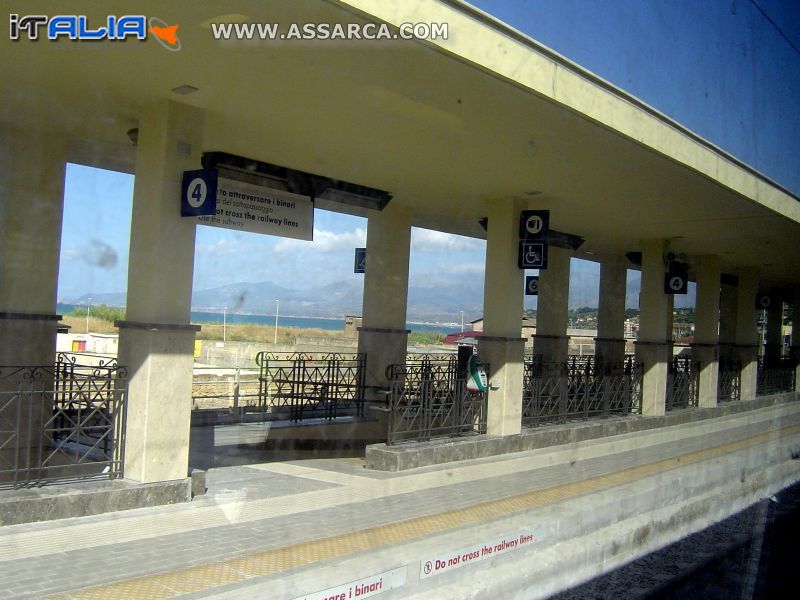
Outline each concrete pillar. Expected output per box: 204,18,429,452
532,246,571,363
0,125,66,480
792,285,800,386
116,100,204,484
735,268,759,400
692,256,721,408
357,204,412,395
595,256,627,365
764,296,783,364
719,278,738,361
0,125,66,363
477,199,525,437
635,240,669,416
666,293,675,349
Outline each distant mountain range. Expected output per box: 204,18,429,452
69,277,484,323
68,271,692,322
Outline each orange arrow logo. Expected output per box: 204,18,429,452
149,24,179,46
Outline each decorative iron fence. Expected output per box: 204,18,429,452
386,354,487,444
255,352,366,421
0,353,127,489
522,355,642,427
717,359,742,403
666,355,699,411
757,358,796,396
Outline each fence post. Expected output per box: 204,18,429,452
559,363,568,424
233,367,240,415
422,360,432,441
583,360,590,420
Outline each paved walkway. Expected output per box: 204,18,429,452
2,403,799,599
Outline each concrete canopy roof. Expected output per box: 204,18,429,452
2,0,798,289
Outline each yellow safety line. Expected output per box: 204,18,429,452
49,422,800,599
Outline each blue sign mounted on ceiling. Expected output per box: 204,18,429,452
519,209,550,241
354,248,366,273
525,276,539,296
181,169,218,216
518,241,548,269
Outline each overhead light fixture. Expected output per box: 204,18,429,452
721,273,739,286
477,217,583,250
625,252,642,266
548,230,585,251
202,152,392,212
126,128,138,146
172,84,199,95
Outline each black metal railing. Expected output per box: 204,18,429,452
255,352,366,421
757,357,796,396
717,359,742,403
0,353,127,489
522,355,642,427
386,354,487,444
666,355,699,411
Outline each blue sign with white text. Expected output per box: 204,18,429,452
181,169,218,216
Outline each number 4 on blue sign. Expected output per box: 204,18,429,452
191,182,204,203
181,169,218,216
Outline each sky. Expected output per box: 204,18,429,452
57,0,799,315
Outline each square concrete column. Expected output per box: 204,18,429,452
533,246,571,363
635,240,670,416
718,278,738,361
477,198,525,436
595,256,627,365
0,125,66,363
357,204,412,396
0,125,66,480
692,255,721,408
117,100,204,484
734,268,759,400
791,285,800,385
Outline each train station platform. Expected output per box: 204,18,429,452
1,398,799,599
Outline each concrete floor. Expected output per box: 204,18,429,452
1,401,799,599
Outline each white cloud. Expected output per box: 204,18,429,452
273,227,366,254
195,238,248,256
449,261,485,274
411,228,484,252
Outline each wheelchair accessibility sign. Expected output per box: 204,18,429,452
519,241,547,269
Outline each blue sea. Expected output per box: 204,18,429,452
57,304,460,334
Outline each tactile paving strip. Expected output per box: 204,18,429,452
48,422,800,599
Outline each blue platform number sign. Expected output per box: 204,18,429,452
756,294,772,310
354,248,366,273
525,275,539,296
519,210,549,241
181,169,218,216
664,270,688,295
